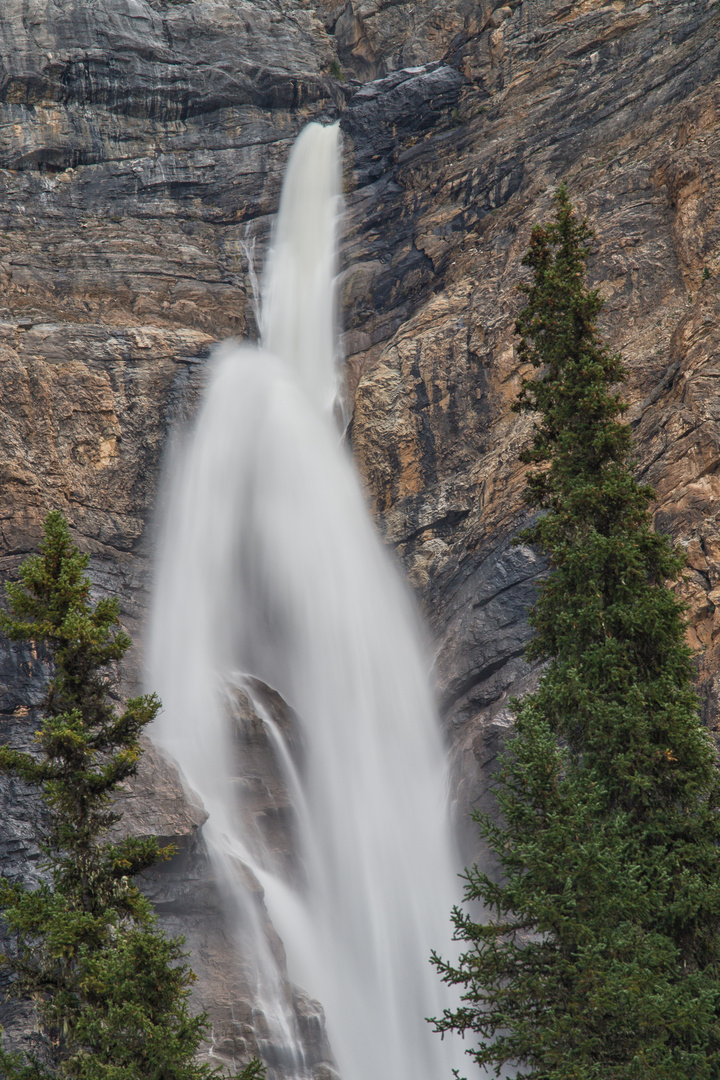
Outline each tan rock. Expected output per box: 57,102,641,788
1,0,720,1064
488,7,513,29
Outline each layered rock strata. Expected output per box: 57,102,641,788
1,0,719,1071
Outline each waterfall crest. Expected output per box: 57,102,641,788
149,121,462,1080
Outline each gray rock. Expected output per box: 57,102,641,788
1,0,720,1072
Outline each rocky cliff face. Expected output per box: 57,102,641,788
1,0,719,1072
344,0,720,856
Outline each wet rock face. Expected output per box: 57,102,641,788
0,649,334,1074
0,0,719,1068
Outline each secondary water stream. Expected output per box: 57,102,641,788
149,122,462,1080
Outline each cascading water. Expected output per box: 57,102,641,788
149,122,463,1080
261,123,341,414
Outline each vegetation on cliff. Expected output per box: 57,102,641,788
0,512,263,1080
432,189,720,1078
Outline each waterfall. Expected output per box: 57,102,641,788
149,122,462,1080
261,122,341,414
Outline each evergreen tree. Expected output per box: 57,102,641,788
0,511,264,1080
431,188,720,1079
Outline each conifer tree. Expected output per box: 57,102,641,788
0,511,264,1080
432,188,720,1079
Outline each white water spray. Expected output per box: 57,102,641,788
149,122,462,1080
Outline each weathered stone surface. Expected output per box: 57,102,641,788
0,322,213,554
345,0,720,860
111,734,208,848
0,0,344,351
1,0,720,1070
318,0,498,81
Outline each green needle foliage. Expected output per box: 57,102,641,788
0,511,265,1080
431,188,720,1079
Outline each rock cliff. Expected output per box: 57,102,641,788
1,0,719,1072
